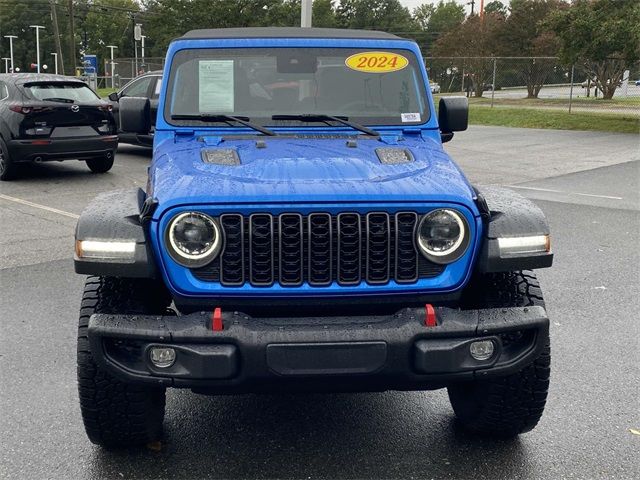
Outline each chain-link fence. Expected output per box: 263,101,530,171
425,57,640,117
97,57,166,89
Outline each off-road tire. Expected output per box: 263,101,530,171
0,137,17,181
77,276,171,448
448,270,551,437
86,152,115,173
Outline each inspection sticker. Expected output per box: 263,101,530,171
401,112,421,123
345,51,409,73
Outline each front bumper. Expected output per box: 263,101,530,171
88,305,549,393
8,135,118,162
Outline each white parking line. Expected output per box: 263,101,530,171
0,193,80,219
506,185,623,201
573,192,624,200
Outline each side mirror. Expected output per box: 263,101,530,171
438,96,468,143
120,96,150,134
108,91,119,102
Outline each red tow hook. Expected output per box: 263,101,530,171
212,307,224,331
425,304,437,327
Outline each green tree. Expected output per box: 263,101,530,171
142,0,329,54
76,0,140,76
484,1,507,16
496,0,565,98
144,0,284,49
434,13,504,97
413,1,465,53
547,0,640,99
0,0,66,73
312,0,337,27
336,0,418,32
263,0,337,28
413,3,436,30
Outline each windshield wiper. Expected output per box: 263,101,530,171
171,113,276,136
41,97,75,103
272,114,379,137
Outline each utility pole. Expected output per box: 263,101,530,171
468,0,475,16
68,0,76,75
301,0,312,27
107,45,117,88
51,53,58,74
49,0,65,75
129,15,135,78
30,25,45,73
4,35,17,72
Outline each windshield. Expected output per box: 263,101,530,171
24,83,100,103
165,47,429,128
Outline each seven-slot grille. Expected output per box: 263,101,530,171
192,212,445,286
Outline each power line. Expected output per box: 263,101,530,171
0,0,155,17
0,0,149,12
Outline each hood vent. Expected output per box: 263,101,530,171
201,148,240,166
376,148,414,165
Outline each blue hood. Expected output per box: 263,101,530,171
149,133,476,217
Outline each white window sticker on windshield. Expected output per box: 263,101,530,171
199,60,234,112
401,112,421,123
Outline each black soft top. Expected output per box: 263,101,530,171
179,27,404,41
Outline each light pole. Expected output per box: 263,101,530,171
4,35,17,73
2,58,10,73
140,35,146,72
29,25,45,73
134,23,141,76
106,45,118,88
51,53,58,74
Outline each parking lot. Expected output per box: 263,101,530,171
492,84,640,102
1,125,638,479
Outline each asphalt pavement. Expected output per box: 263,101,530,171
1,126,638,479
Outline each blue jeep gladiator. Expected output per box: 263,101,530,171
74,28,553,448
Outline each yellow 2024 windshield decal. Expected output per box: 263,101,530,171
345,52,409,73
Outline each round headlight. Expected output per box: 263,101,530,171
166,212,221,267
417,209,470,264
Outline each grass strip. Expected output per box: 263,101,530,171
469,106,640,134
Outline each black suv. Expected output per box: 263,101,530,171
0,74,118,180
107,71,162,146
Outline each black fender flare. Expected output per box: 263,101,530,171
474,186,553,273
74,188,158,278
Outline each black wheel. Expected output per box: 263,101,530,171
86,152,115,173
0,137,17,181
448,271,551,437
77,276,171,448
